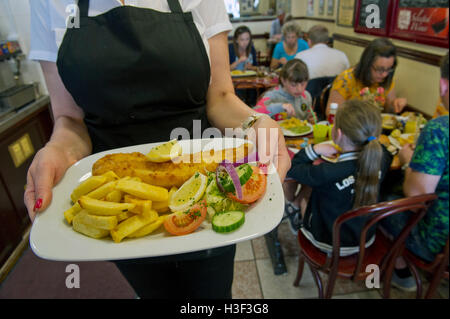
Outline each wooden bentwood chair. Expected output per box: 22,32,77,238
403,235,449,299
306,76,335,121
293,194,437,299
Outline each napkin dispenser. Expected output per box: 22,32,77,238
0,84,36,110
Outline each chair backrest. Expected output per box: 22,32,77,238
318,83,333,121
306,77,335,121
306,76,336,100
329,194,437,280
256,50,271,67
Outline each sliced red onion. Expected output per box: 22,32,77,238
216,160,243,199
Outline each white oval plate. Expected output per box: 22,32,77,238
30,138,284,262
280,121,313,137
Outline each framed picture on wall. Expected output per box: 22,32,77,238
307,0,315,17
354,0,393,36
389,0,449,48
328,0,335,16
337,0,356,27
319,0,325,15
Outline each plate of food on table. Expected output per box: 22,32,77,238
279,117,313,137
30,138,284,261
379,111,427,155
230,70,257,78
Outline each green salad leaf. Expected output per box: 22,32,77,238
203,172,247,218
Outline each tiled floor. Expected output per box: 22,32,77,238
232,219,449,299
0,219,448,299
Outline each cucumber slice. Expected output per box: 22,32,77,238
212,211,245,233
218,164,253,193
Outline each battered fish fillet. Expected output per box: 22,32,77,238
92,143,252,188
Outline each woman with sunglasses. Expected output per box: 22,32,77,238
326,38,407,116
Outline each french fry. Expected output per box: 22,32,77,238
142,206,159,220
123,195,152,214
86,181,117,199
152,186,178,213
78,196,135,216
72,212,110,239
128,215,166,238
76,209,118,230
101,170,120,182
110,211,158,243
64,202,82,225
71,175,107,203
116,179,169,201
105,189,124,202
116,210,135,222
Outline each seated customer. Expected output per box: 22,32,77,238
285,100,392,251
295,25,349,80
270,21,309,70
381,52,449,291
269,10,286,43
254,59,315,122
229,26,258,71
326,38,407,116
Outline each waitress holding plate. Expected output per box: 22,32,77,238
24,0,290,298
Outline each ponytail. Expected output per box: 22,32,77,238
353,138,382,208
334,99,383,209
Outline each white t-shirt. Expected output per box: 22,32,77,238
29,0,232,63
295,43,350,80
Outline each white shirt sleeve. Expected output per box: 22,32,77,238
195,0,232,39
28,0,59,62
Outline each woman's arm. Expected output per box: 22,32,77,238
206,32,291,181
230,56,246,70
207,32,255,128
39,61,91,154
270,57,281,70
24,61,92,220
385,89,407,113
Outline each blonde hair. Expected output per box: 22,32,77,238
334,99,383,209
282,21,302,38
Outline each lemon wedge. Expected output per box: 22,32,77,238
146,139,182,162
169,172,207,212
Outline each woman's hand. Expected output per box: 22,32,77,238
393,97,408,113
24,143,78,222
279,57,288,66
238,55,248,63
251,116,291,182
282,103,295,117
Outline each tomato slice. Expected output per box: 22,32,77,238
227,165,267,204
164,200,207,236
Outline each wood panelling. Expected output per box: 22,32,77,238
333,33,444,66
0,103,52,269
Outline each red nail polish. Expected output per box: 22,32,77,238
34,198,43,212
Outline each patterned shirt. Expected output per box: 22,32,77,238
331,68,395,108
409,115,449,254
253,85,313,120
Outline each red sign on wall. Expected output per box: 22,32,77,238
389,0,449,48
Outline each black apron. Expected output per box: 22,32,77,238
56,0,235,297
57,0,211,153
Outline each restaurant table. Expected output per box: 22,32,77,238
232,74,279,101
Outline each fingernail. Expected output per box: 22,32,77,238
34,198,43,212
